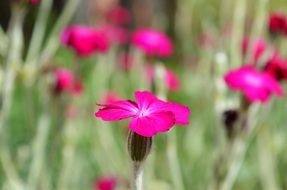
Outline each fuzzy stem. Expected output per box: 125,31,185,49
0,146,24,190
167,131,185,190
131,162,144,190
27,114,50,190
257,126,280,190
0,5,25,133
0,26,8,56
230,0,246,67
56,121,76,190
215,104,260,190
219,138,248,190
0,6,25,189
25,0,53,66
40,0,80,66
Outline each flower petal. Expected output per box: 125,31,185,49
149,101,190,125
135,91,157,109
129,112,175,137
95,100,137,121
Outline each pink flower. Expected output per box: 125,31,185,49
268,12,287,35
98,25,129,45
94,177,117,190
95,91,190,137
54,68,74,94
165,69,180,91
61,25,109,57
132,28,173,57
72,79,84,95
106,6,130,25
264,54,287,81
241,37,267,62
224,66,283,103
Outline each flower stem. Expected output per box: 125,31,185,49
27,113,50,190
25,0,53,66
56,121,76,190
214,104,260,190
131,162,144,190
167,131,185,190
0,5,25,189
230,0,246,67
40,0,80,66
257,126,280,190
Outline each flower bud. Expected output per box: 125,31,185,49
127,130,152,162
222,109,239,139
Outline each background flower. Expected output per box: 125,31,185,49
61,26,109,57
132,28,173,57
224,66,283,103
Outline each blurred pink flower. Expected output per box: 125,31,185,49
165,69,180,91
95,177,117,190
95,91,190,137
268,12,287,35
144,66,180,91
98,25,129,45
224,66,283,103
61,25,109,57
241,37,267,62
264,54,287,81
106,6,130,25
132,28,173,57
54,68,74,94
103,91,121,104
72,79,84,95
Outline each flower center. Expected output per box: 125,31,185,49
245,73,262,87
137,108,150,117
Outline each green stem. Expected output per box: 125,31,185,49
27,114,50,190
131,162,144,190
56,121,76,190
39,0,80,66
0,146,24,190
230,0,246,67
0,6,25,132
0,6,25,189
257,126,280,190
215,105,261,190
0,26,8,56
25,0,53,66
167,132,185,190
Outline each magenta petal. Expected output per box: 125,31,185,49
243,87,270,103
263,74,284,96
95,100,138,121
129,112,175,137
151,102,190,125
135,91,157,109
165,102,190,125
